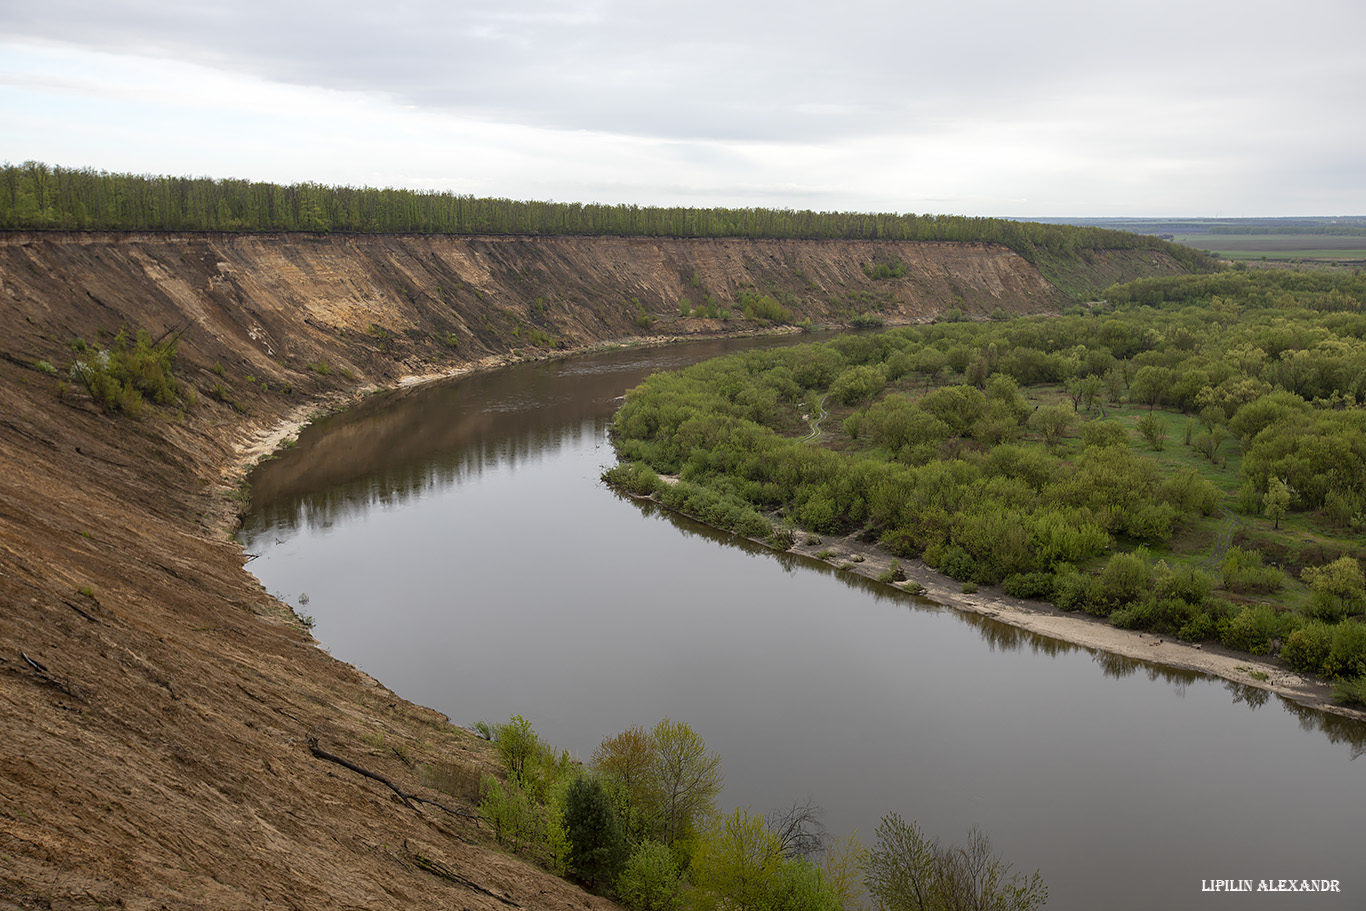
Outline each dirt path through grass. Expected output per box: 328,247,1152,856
797,394,829,443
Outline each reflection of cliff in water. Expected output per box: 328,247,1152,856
248,408,600,535
245,333,837,536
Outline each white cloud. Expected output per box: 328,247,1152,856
2,0,1365,215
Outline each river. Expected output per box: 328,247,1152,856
240,335,1364,910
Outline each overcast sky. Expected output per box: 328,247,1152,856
2,0,1363,217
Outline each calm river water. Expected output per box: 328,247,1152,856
240,336,1364,910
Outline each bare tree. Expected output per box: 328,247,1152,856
766,798,828,861
865,813,1047,911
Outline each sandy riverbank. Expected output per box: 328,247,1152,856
781,528,1365,722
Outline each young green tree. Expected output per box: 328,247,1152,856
479,773,543,852
819,831,869,911
1302,556,1366,620
593,724,660,839
1028,404,1076,451
652,718,724,847
689,807,784,911
864,812,940,911
1135,412,1168,452
617,841,684,911
563,773,628,891
829,365,887,406
494,714,546,781
1263,477,1291,530
771,859,843,911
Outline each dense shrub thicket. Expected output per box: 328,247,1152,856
606,269,1366,688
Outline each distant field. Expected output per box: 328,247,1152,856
1172,233,1366,261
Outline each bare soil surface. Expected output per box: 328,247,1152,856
0,231,1196,908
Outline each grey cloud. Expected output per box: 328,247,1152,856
0,0,1105,141
5,0,1365,214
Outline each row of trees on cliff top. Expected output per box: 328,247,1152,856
0,160,1210,269
472,714,1046,911
604,269,1366,705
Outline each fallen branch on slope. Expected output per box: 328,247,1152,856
405,840,521,906
306,736,481,823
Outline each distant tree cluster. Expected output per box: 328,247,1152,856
0,160,1211,271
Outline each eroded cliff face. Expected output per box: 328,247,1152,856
0,232,1184,909
1,233,1185,394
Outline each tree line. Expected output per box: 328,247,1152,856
605,269,1366,704
0,160,1211,271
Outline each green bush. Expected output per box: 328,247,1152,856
1153,561,1215,606
828,365,886,406
1219,604,1292,656
1301,557,1366,620
1220,546,1285,594
479,773,544,850
938,545,976,583
1096,550,1152,615
738,290,793,324
617,841,683,911
494,714,546,781
1281,620,1334,675
1323,620,1366,680
69,328,182,415
1177,611,1216,642
603,462,664,498
1052,566,1096,613
1109,598,1155,630
770,859,841,911
1081,419,1129,449
1152,597,1202,636
1003,572,1055,600
876,560,906,584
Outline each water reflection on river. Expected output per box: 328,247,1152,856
241,337,1363,911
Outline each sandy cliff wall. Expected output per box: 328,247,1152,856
1,232,1184,394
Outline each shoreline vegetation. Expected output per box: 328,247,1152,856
601,268,1366,725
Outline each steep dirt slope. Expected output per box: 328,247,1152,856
0,232,1187,909
0,232,1186,392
